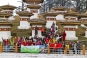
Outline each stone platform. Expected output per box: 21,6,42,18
0,53,87,58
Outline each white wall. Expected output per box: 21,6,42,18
56,14,65,20
18,21,30,29
28,8,39,19
18,16,31,29
32,25,42,37
38,30,42,37
32,30,35,37
65,31,78,40
0,31,11,41
46,21,56,28
30,13,38,19
66,31,76,37
85,31,87,37
32,30,42,37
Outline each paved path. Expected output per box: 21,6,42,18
0,53,87,58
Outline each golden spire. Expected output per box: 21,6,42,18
69,8,72,12
68,16,71,20
58,4,61,6
3,15,6,20
8,2,9,5
24,8,27,11
34,2,36,4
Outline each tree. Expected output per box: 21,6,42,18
40,0,87,13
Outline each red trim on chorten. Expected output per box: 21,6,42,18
20,18,30,21
0,28,11,31
64,28,76,31
46,18,56,20
30,9,38,13
81,19,87,22
65,18,76,20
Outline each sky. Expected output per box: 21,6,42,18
0,0,22,7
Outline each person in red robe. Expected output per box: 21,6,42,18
62,31,66,41
35,26,38,36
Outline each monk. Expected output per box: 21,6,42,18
35,26,38,36
62,31,66,41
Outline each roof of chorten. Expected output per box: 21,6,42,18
23,0,44,4
16,11,33,17
56,20,80,25
29,18,46,25
0,4,17,10
64,8,79,16
43,12,66,16
0,19,12,26
0,12,12,17
78,10,87,17
42,9,66,16
27,5,41,9
52,5,67,11
67,8,78,12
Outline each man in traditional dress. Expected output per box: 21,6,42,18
62,31,66,41
35,26,38,36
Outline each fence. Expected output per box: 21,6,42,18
0,44,86,55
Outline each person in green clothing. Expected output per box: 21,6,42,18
9,38,14,52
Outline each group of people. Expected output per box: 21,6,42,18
1,35,81,54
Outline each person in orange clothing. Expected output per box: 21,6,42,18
41,27,45,36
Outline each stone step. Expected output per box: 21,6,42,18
0,53,87,58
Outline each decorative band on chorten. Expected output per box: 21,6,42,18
64,28,76,31
30,9,38,13
32,27,42,30
81,19,87,22
20,18,30,21
65,18,76,20
46,18,56,20
5,11,13,14
0,28,11,31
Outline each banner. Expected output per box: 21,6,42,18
21,45,39,53
21,45,45,53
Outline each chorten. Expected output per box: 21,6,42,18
43,5,67,28
0,11,12,41
23,0,45,37
29,18,46,37
16,11,33,29
60,9,80,40
23,0,44,19
78,10,87,37
0,3,17,15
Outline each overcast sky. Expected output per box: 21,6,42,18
0,0,22,7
